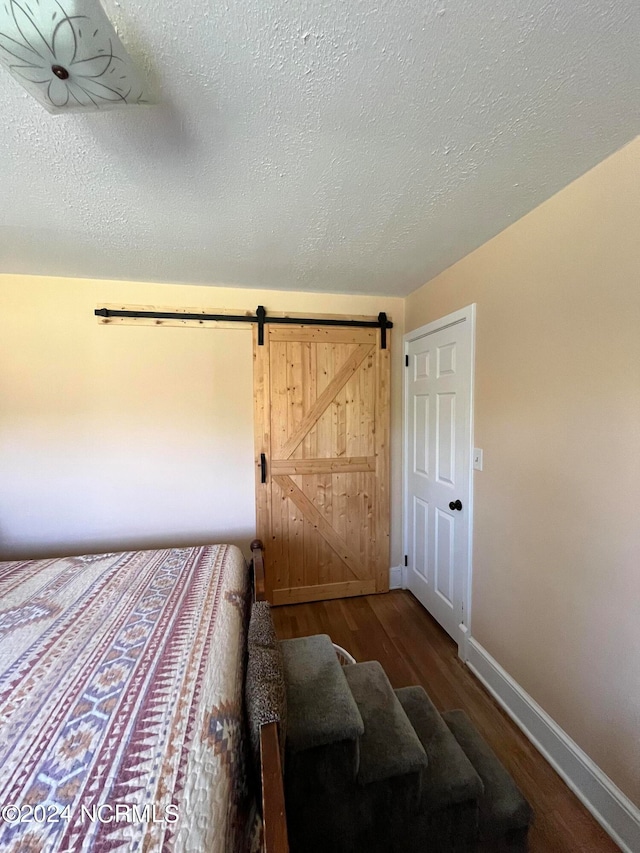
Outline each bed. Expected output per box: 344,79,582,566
0,543,267,853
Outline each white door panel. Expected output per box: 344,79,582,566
404,309,474,645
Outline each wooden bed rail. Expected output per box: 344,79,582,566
251,538,267,603
250,540,289,853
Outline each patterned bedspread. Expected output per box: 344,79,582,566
0,544,257,853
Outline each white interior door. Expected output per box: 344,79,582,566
404,306,474,649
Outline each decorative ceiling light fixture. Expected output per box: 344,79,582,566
0,0,147,113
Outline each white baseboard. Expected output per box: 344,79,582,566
457,623,470,662
466,638,640,853
389,565,403,590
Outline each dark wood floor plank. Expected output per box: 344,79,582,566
272,590,620,853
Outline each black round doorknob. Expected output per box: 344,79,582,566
449,499,463,511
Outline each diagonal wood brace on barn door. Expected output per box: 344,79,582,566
277,344,373,459
273,475,369,581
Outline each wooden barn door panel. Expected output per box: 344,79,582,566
254,323,389,605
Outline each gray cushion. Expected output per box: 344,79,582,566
396,686,483,811
280,634,364,753
442,708,533,839
343,662,428,785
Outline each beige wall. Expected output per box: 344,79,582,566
0,277,403,565
405,137,640,805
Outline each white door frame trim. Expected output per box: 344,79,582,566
402,304,476,661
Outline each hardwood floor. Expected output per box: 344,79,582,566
272,590,620,853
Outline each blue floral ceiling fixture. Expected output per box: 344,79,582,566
0,0,147,113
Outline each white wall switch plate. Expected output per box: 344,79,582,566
473,448,483,471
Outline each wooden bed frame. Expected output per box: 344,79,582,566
250,540,289,853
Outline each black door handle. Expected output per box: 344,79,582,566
260,453,267,484
449,499,462,511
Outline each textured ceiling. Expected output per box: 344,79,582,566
1,0,639,296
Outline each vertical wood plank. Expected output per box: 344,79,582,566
337,344,349,583
289,342,304,460
253,325,272,590
301,342,318,588
359,353,373,567
270,339,290,594
345,365,359,579
288,476,304,589
287,344,304,586
375,334,391,592
330,344,342,583
315,341,331,586
271,477,284,593
272,341,289,457
301,343,316,459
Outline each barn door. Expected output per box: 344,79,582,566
254,322,390,605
